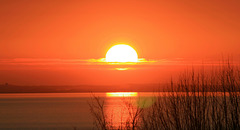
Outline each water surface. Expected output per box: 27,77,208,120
0,92,154,129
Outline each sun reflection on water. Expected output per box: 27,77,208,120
104,92,156,128
106,92,138,97
105,92,138,128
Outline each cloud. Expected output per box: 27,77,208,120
87,58,157,64
0,58,232,69
0,58,157,65
0,58,159,71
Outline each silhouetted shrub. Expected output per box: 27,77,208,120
89,60,240,130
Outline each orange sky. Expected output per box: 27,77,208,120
0,0,240,86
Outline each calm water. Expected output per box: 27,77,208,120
0,92,154,130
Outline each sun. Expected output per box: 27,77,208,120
106,44,138,62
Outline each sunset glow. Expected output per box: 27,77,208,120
1,0,240,129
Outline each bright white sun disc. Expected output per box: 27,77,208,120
106,44,138,62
